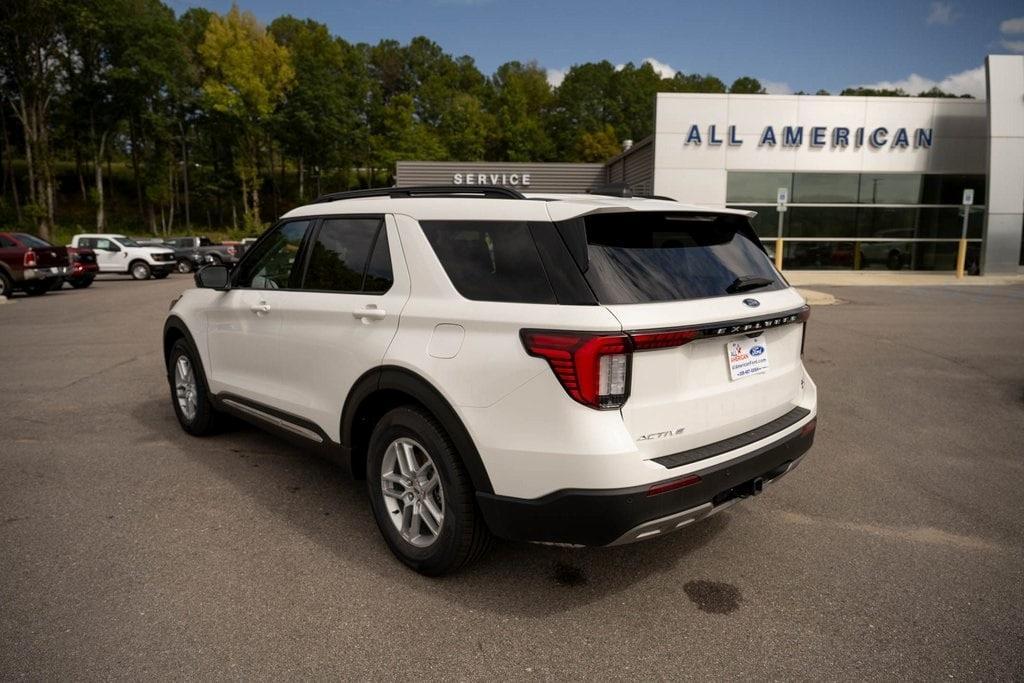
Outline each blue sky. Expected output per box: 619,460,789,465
176,0,1024,97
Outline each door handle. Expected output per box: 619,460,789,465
250,302,271,315
353,305,386,321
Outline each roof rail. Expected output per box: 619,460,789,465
312,185,526,203
587,183,634,198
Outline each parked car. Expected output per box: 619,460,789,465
163,185,817,575
70,234,175,280
0,231,69,297
63,246,100,289
163,236,240,273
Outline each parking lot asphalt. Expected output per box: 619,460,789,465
1,276,1023,679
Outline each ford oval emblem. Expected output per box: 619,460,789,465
743,298,761,308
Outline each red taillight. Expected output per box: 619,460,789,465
630,329,699,351
648,474,702,497
521,331,630,410
23,250,37,267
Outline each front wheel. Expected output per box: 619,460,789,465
130,261,151,280
177,259,194,274
367,407,491,576
168,339,225,436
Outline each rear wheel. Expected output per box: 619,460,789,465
23,280,53,296
68,276,95,289
367,407,491,576
0,270,12,298
130,261,151,280
168,338,225,436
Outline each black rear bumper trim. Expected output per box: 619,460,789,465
652,406,811,469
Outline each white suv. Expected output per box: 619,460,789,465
163,186,817,575
71,234,176,280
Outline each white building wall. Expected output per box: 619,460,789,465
982,55,1024,274
652,93,988,206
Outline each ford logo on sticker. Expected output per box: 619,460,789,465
750,345,765,355
742,298,760,308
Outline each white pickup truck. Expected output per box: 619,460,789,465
70,234,176,280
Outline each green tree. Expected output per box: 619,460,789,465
729,77,766,94
0,0,64,237
199,5,294,227
839,87,908,97
370,93,446,177
487,61,555,161
270,17,368,199
668,72,727,93
575,124,621,162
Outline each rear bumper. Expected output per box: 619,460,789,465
476,419,815,547
20,266,67,282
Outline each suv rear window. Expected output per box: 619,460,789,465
420,221,556,304
574,212,782,304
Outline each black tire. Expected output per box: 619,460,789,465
167,338,225,436
50,278,65,291
68,276,95,289
176,258,194,274
0,270,12,298
367,406,492,576
23,279,53,296
130,260,151,280
153,270,170,279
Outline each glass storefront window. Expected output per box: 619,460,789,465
785,207,856,238
791,173,859,203
858,174,922,204
782,241,856,269
920,175,986,205
725,172,792,203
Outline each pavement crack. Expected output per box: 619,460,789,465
61,356,143,389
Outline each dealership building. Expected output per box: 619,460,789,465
397,55,1024,274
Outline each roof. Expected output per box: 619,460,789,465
281,192,755,223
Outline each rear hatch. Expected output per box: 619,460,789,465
561,210,808,460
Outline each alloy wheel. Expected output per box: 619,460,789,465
380,437,445,548
174,354,198,422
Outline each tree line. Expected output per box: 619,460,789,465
0,1,969,239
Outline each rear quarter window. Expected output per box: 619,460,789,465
419,221,556,304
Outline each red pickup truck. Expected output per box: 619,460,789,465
0,231,70,298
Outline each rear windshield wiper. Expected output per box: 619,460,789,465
726,276,774,294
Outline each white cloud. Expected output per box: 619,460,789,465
546,68,567,88
1001,39,1024,53
999,17,1024,33
614,58,679,79
762,80,793,95
926,1,954,25
853,65,985,98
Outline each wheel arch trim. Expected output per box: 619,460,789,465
341,366,494,494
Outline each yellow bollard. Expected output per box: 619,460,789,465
774,238,784,271
955,238,967,279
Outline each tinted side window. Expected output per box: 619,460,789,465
302,218,383,293
419,221,556,304
0,235,17,248
234,220,310,289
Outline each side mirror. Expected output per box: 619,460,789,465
195,264,230,290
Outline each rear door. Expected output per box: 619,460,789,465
205,219,312,407
566,210,809,459
272,215,408,438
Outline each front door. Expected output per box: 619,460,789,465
205,219,312,407
92,238,126,272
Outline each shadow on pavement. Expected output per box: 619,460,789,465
130,395,731,617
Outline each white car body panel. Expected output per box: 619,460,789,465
70,233,174,273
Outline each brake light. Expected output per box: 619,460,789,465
521,331,630,409
630,329,699,350
23,250,37,267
